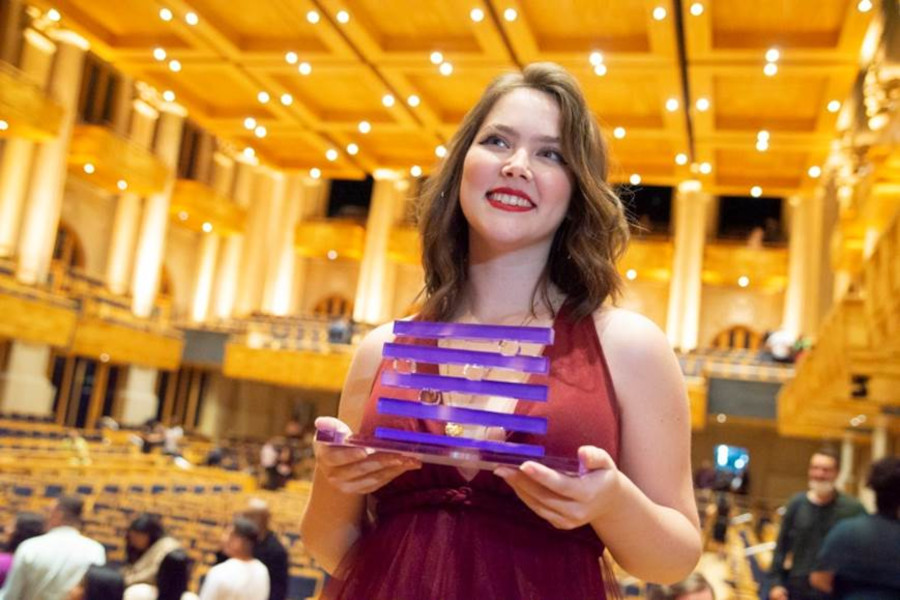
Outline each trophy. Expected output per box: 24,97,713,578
315,320,582,474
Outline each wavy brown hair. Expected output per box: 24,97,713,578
417,62,629,322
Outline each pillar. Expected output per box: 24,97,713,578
118,366,159,425
236,169,284,315
0,29,56,258
666,181,711,351
0,342,55,415
263,174,305,316
353,176,410,324
0,0,24,65
14,30,88,284
106,100,158,295
782,192,826,339
213,160,252,320
191,232,219,322
836,432,856,493
131,107,185,318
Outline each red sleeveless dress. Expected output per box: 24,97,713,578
323,304,621,600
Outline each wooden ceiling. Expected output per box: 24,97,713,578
29,0,875,195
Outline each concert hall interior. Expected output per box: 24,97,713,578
0,0,898,598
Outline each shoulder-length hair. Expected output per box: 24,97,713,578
125,513,166,564
417,62,629,322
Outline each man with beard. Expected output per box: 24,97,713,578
768,448,866,600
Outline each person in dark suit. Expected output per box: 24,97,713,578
243,499,288,600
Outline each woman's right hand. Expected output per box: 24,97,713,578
313,417,421,495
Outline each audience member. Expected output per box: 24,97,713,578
810,456,900,599
0,496,106,600
162,421,184,457
198,518,268,600
123,549,198,600
768,448,866,600
122,514,181,587
67,566,125,600
243,499,288,600
62,429,91,466
647,572,716,600
0,512,46,586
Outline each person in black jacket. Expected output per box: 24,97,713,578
244,499,289,600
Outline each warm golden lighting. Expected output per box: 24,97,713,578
626,269,637,280
765,48,780,62
257,91,270,104
243,117,256,130
298,62,312,75
327,250,338,260
503,8,517,21
764,62,778,76
652,6,667,20
589,51,603,66
593,64,607,76
285,51,298,64
410,165,423,177
675,153,688,165
326,149,339,161
168,59,181,72
613,127,626,139
808,165,822,178
202,222,213,233
280,93,293,106
162,90,176,102
699,162,712,174
690,3,704,16
439,62,453,76
470,8,485,22
254,125,267,138
83,163,95,174
857,0,872,12
358,121,371,133
336,10,350,23
435,145,447,158
47,8,61,21
430,51,443,65
407,95,420,107
310,168,321,179
629,173,641,185
382,94,395,107
153,47,166,61
666,98,679,111
695,97,710,111
159,7,173,21
117,180,128,191
346,143,359,155
306,10,320,24
750,186,763,198
738,275,750,288
827,100,841,113
0,120,8,131
185,12,198,25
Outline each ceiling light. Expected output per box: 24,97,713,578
382,94,395,107
695,97,710,111
738,275,749,288
298,62,312,75
326,149,339,161
629,173,641,185
327,250,338,260
254,125,267,138
808,165,822,178
653,6,667,20
117,180,128,191
503,8,517,21
162,90,176,102
243,147,255,158
690,3,704,16
159,8,173,21
202,222,213,233
407,95,420,107
439,62,453,76
750,186,762,198
613,127,626,139
153,47,167,61
168,59,182,72
178,211,189,221
306,10,320,24
594,64,607,76
244,117,257,130
430,51,444,65
336,10,350,23
665,98,679,111
470,8,485,22
757,130,770,140
185,12,198,25
764,62,778,76
827,100,841,113
589,51,603,65
83,163,95,174
410,165,423,177
47,9,61,21
358,121,371,134
0,120,8,131
869,113,889,130
435,145,448,158
285,51,298,64
257,91,270,104
310,168,321,179
699,162,712,174
280,93,293,106
346,143,359,155
626,269,637,280
857,0,873,12
765,48,780,62
756,139,769,152
675,153,688,165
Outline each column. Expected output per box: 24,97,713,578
213,160,251,319
236,169,284,315
0,0,24,65
131,107,185,317
836,432,856,493
191,232,219,322
860,414,892,512
0,342,54,415
354,176,410,325
118,366,159,425
106,100,158,295
0,29,56,257
263,174,305,315
782,192,826,339
666,181,711,351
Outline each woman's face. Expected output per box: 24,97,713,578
460,87,574,255
127,530,151,551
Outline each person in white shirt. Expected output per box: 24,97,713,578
198,518,269,600
0,496,106,600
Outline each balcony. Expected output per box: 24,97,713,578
619,238,674,282
170,179,246,235
67,125,169,196
0,61,63,141
295,219,366,261
702,242,788,291
0,272,78,347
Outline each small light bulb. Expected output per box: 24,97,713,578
298,62,312,75
257,91,270,104
346,143,359,155
675,153,688,165
159,8,173,21
594,64,607,76
243,147,255,158
503,8,517,21
162,90,176,102
306,10,320,24
750,186,762,198
285,51,298,64
0,120,9,131
83,163,95,174
629,173,641,185
589,51,603,66
430,51,443,65
153,47,167,61
757,130,770,140
470,8,485,22
382,94,395,107
244,117,257,130
47,9,61,21
168,59,182,72
310,168,321,179
765,48,780,62
699,162,712,174
738,276,749,288
808,165,822,178
665,98,679,111
689,2,704,16
410,165,423,177
327,250,338,260
326,149,339,161
178,211,189,221
626,269,637,280
202,222,213,233
857,0,873,12
435,145,448,158
254,125,267,138
358,121,371,134
764,62,778,76
185,12,198,25
756,140,769,152
280,93,293,106
696,97,710,111
117,180,128,191
652,6,666,20
407,95,420,107
613,127,626,139
336,10,350,23
827,100,841,113
439,62,453,76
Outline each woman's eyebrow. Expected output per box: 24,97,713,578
484,123,560,144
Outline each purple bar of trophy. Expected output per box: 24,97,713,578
381,371,548,402
377,397,548,434
375,427,546,458
394,320,554,344
382,342,549,374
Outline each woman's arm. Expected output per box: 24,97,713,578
300,323,419,573
589,309,701,582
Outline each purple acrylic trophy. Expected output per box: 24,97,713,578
315,320,582,475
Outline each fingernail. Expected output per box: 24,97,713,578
494,467,512,478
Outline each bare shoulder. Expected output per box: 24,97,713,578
592,307,672,364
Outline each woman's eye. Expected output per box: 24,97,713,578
540,149,566,164
480,134,508,148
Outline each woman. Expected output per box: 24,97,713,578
122,514,181,587
123,550,198,600
0,512,46,585
301,62,701,599
67,566,125,600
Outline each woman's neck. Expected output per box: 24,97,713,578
459,241,560,324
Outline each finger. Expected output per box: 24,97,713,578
315,416,353,436
578,446,615,472
504,478,575,529
517,461,581,498
497,467,573,503
314,445,371,467
328,454,415,481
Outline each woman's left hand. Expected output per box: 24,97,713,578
494,445,622,530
